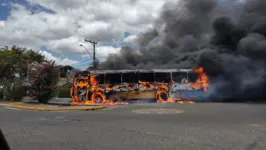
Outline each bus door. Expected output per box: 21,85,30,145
89,74,105,92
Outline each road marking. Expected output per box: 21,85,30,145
250,124,266,128
4,107,21,110
132,108,185,114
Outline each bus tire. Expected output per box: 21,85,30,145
156,90,168,102
92,92,106,103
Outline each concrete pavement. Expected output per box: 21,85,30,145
1,103,266,150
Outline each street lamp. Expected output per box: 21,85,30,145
79,44,93,59
79,44,99,70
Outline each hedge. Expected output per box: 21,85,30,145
0,86,26,101
0,89,3,100
58,87,71,98
11,87,26,101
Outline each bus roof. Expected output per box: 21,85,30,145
88,69,193,74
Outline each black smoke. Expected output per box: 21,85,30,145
100,0,266,102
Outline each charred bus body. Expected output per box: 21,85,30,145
70,68,208,104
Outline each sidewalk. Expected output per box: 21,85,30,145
0,102,107,111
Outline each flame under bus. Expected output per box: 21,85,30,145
70,68,208,105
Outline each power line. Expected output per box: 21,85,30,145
72,62,90,67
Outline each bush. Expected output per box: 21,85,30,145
11,86,26,101
0,89,3,100
27,61,60,103
58,88,71,98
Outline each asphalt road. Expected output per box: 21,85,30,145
1,103,266,150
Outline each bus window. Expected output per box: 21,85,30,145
155,73,171,83
172,72,187,83
138,73,154,82
76,79,88,84
122,73,138,83
90,74,104,85
76,78,88,87
82,71,89,76
105,73,122,84
188,72,199,83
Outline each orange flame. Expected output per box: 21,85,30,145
138,80,154,89
90,74,99,85
190,67,209,92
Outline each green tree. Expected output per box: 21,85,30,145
0,46,44,79
0,45,45,101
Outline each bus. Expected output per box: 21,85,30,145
70,68,208,104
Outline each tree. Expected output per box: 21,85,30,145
27,60,60,103
0,46,45,101
0,46,44,79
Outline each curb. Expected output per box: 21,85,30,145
0,103,12,107
11,104,107,112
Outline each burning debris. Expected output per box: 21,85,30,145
100,0,266,102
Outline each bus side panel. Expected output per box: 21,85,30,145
169,89,206,101
183,89,206,101
106,91,156,101
169,83,207,101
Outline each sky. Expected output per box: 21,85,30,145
0,0,174,70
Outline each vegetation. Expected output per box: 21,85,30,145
0,45,60,103
0,89,3,99
10,86,26,101
0,46,44,79
58,87,72,98
27,61,60,103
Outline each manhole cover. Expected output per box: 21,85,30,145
132,108,184,114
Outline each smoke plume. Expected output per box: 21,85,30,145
100,0,266,102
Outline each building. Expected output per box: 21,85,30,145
59,65,79,78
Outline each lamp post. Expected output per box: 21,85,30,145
79,44,99,70
83,39,99,70
80,44,93,59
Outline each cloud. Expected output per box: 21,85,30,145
40,50,79,66
0,0,179,70
80,45,121,59
123,34,138,44
0,0,169,55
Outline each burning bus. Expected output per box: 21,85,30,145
70,67,208,105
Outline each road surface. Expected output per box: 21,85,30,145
1,103,266,150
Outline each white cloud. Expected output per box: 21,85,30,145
97,46,121,58
80,45,121,59
0,0,172,60
123,34,138,44
40,50,79,66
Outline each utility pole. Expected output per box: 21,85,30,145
84,38,98,69
84,39,97,61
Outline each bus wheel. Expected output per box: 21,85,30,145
92,92,106,103
156,90,168,102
